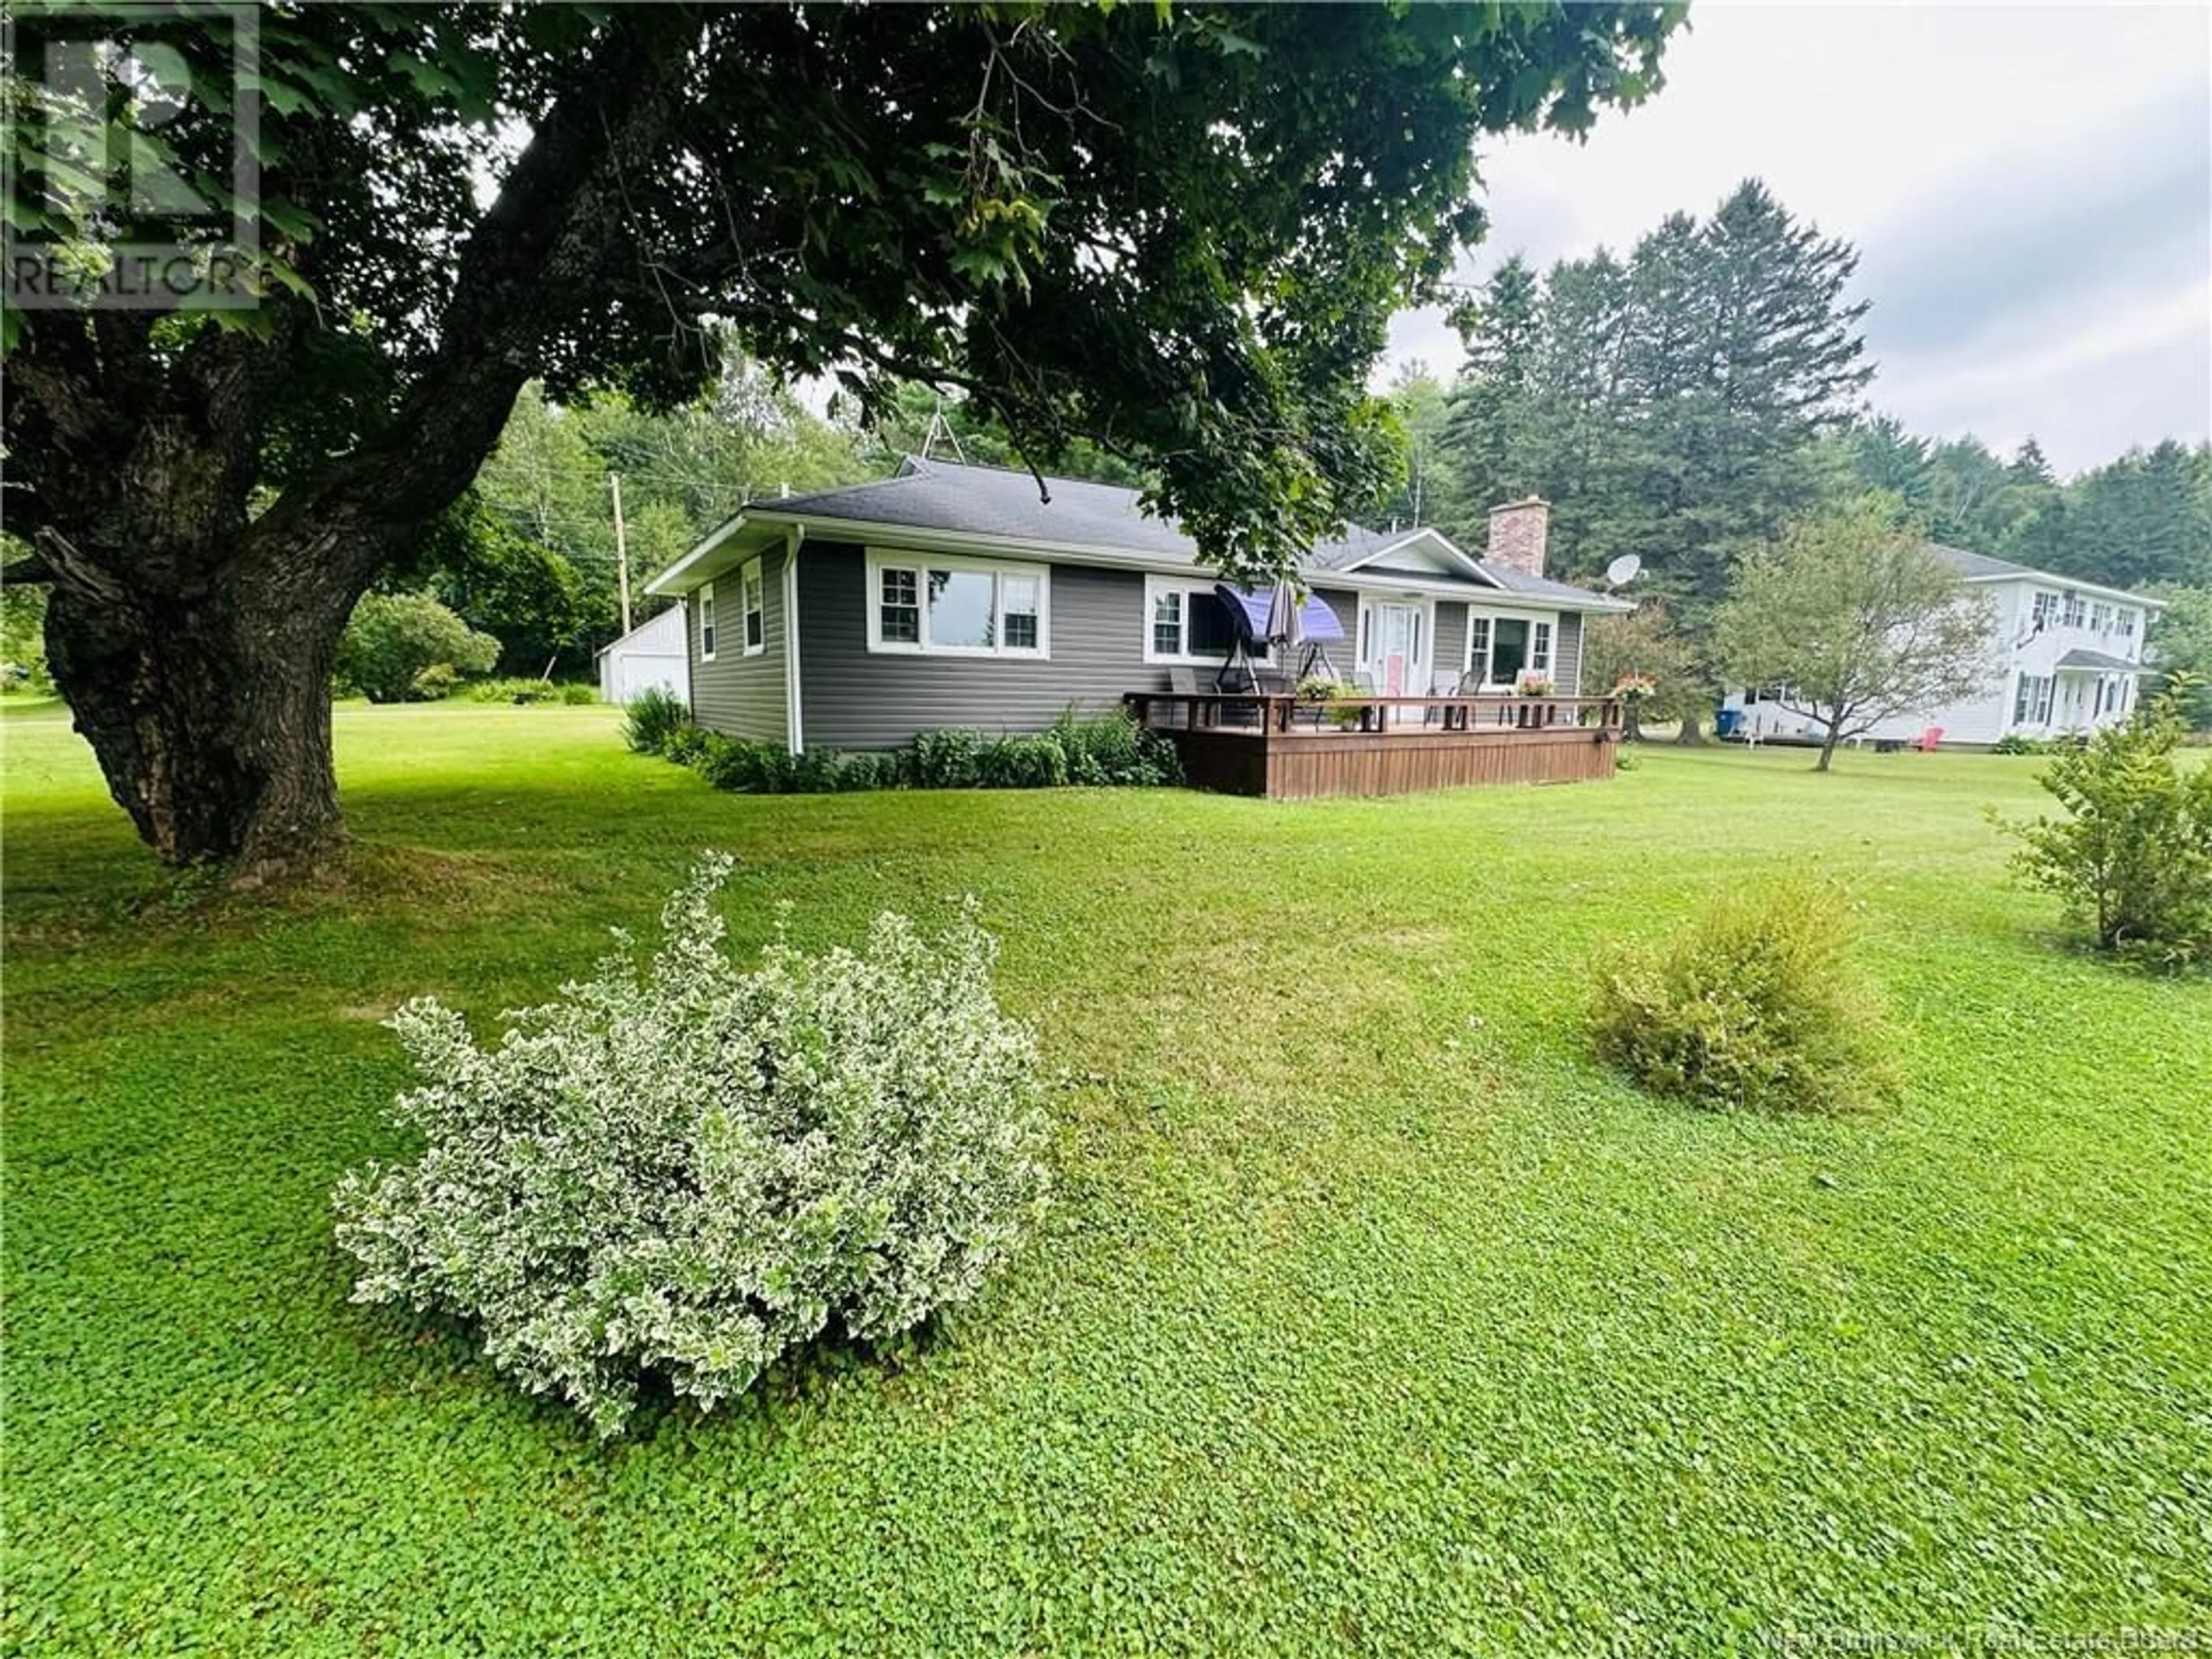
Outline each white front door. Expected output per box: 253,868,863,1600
1368,601,1427,707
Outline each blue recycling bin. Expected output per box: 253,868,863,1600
1714,708,1742,739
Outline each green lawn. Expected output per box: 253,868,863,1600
5,702,2207,1656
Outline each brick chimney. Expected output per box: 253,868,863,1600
1486,496,1551,579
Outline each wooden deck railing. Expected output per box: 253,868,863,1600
1124,691,1624,736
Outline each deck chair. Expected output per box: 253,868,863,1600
1422,673,1459,726
1910,725,1944,752
1165,665,1200,728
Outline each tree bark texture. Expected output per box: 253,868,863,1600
6,16,691,883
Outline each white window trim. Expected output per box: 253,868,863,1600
698,579,718,662
1142,574,1265,665
864,548,1051,659
1462,608,1560,688
741,556,766,657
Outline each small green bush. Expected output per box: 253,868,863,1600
907,727,986,789
977,733,1070,789
786,746,846,793
835,751,904,792
1991,733,2047,756
626,687,690,753
1049,708,1183,786
469,677,597,706
1589,878,1895,1113
339,591,499,703
661,725,710,766
332,855,1051,1437
408,662,463,702
1999,683,2212,969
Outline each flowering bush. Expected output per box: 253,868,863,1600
333,855,1051,1435
1515,670,1555,697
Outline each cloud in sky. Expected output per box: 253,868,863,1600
1383,3,2212,476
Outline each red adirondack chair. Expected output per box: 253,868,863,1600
1909,726,1944,752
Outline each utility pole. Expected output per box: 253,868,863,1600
609,471,632,635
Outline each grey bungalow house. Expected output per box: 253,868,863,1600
645,456,1632,755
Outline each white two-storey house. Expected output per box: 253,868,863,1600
1726,546,2165,748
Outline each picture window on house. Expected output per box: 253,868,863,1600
1486,618,1531,684
698,583,718,659
742,559,765,654
927,569,998,649
869,554,1048,657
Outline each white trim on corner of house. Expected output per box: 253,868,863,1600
783,527,805,753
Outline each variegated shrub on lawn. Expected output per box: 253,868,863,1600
332,854,1051,1435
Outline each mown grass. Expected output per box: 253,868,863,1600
5,702,2207,1656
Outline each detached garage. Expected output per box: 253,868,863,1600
596,604,690,706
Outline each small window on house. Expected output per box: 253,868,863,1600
741,558,766,655
1143,577,1250,662
880,566,921,643
2061,591,2086,628
1151,589,1184,657
2089,601,2110,633
1002,574,1040,652
1530,619,1554,675
1467,616,1491,685
699,583,718,660
2119,609,2137,640
2031,590,2058,630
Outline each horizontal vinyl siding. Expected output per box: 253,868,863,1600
687,547,787,744
798,541,1171,749
1316,588,1360,677
1433,603,1468,692
1555,612,1583,696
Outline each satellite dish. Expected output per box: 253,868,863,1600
1604,554,1643,588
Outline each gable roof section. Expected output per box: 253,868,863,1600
649,456,1629,610
2053,647,2148,673
1927,543,2165,608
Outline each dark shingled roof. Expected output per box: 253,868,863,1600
1927,544,2039,581
2053,647,2148,673
759,456,1621,607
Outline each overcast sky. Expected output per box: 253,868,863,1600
1381,3,2212,478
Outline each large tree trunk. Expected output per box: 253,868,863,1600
1673,710,1707,745
43,533,363,882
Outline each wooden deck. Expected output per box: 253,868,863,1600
1126,692,1624,799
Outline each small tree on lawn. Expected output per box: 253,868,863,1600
1999,679,2212,969
1583,600,1701,741
1713,497,1999,771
